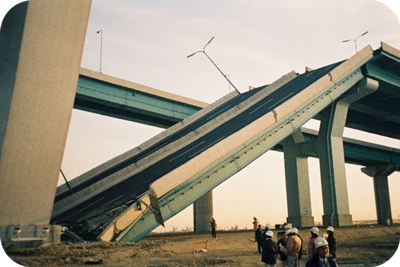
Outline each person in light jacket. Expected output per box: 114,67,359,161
286,229,301,267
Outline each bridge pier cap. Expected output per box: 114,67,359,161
362,164,398,225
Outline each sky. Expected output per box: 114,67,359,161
1,0,400,265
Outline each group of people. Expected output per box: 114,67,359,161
254,222,337,267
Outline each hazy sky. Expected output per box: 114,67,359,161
1,0,400,242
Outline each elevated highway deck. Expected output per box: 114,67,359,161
75,68,207,128
51,43,400,242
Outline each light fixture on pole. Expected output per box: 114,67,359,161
187,37,242,97
96,30,103,73
342,31,368,53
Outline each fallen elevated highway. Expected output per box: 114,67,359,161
51,43,400,242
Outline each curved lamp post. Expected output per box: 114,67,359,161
187,37,242,97
342,31,368,53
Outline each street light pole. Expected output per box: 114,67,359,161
97,30,103,73
342,31,368,53
187,37,242,97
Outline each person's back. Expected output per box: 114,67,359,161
327,234,336,258
287,234,301,258
308,236,318,259
286,233,301,267
262,231,278,267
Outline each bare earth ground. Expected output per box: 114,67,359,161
4,225,400,267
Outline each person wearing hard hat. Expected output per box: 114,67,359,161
262,230,278,267
263,223,272,239
286,228,302,267
305,237,338,267
308,227,319,259
292,228,304,266
326,226,336,259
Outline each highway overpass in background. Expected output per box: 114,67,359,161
51,43,400,242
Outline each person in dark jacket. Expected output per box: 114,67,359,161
326,226,336,259
306,237,338,267
262,230,278,267
210,218,217,239
277,231,288,267
255,224,263,253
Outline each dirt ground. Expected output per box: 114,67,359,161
4,225,400,267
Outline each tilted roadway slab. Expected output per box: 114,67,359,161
51,43,400,242
51,69,296,223
52,57,344,224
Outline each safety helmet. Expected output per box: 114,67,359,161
311,227,319,234
327,226,334,232
315,237,329,249
265,230,273,237
285,229,292,235
292,228,298,234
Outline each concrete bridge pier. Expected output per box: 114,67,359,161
317,78,379,227
0,0,92,248
361,164,398,225
193,191,213,232
282,130,315,228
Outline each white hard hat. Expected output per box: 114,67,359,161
292,228,298,234
285,229,292,235
266,230,273,237
327,226,334,232
315,237,329,249
311,227,319,234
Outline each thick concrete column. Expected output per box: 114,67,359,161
193,191,213,232
282,129,315,227
361,164,398,225
0,1,92,226
318,78,378,226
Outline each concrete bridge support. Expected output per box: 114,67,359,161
0,0,92,247
317,78,379,226
282,130,315,228
193,191,213,232
361,164,398,225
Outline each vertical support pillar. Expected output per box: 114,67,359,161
193,191,213,232
0,0,92,227
282,129,315,227
318,78,378,226
361,164,397,225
